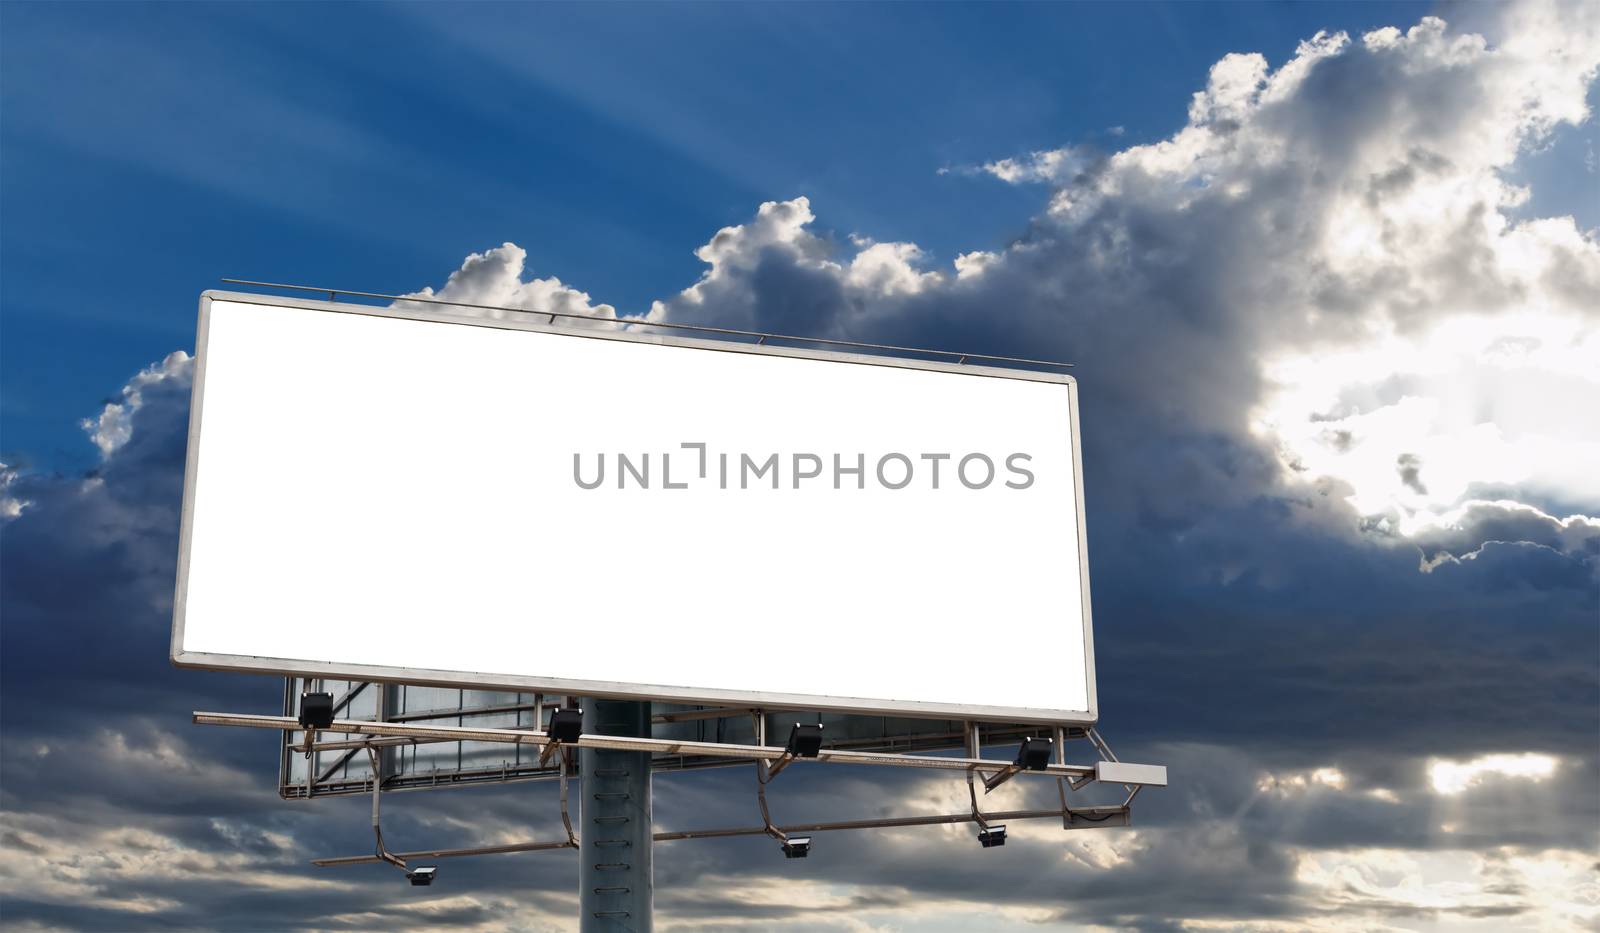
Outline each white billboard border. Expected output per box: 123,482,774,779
171,290,1100,726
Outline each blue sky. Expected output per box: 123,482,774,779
2,2,1598,930
2,0,1447,470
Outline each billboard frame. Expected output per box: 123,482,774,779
171,289,1100,726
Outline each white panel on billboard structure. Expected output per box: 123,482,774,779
173,291,1097,725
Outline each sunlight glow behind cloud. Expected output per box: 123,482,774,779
1255,310,1600,536
1257,766,1349,794
1428,752,1559,795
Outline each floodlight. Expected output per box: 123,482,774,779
406,866,437,886
785,723,824,758
781,836,812,859
548,708,583,743
977,825,1007,848
1015,737,1053,771
297,692,334,730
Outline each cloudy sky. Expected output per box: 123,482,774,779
2,1,1598,930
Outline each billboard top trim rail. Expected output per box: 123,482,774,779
217,278,1074,371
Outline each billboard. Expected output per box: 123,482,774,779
173,291,1096,724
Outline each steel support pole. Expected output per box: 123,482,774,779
580,700,652,932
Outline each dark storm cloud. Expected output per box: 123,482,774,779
1397,453,1428,495
1414,501,1600,572
632,741,1591,930
0,356,277,749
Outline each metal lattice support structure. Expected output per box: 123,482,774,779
197,708,1165,871
275,679,1060,799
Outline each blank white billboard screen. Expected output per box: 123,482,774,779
174,294,1095,722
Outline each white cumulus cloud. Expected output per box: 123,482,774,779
400,242,617,322
79,351,193,459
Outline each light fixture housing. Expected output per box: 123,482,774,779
1015,737,1053,771
977,825,1007,848
406,866,438,886
297,692,335,730
786,723,824,758
781,836,812,859
548,708,583,744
